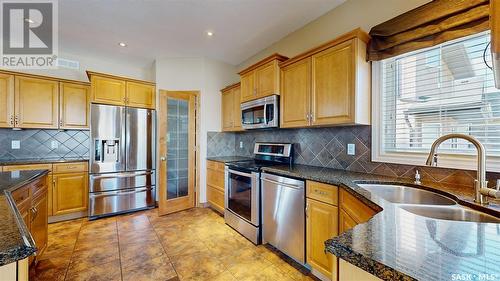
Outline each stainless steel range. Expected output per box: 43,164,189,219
224,142,292,244
89,104,156,219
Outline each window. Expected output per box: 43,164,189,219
372,31,500,171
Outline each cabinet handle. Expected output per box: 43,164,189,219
59,120,63,127
305,202,309,218
14,115,19,125
10,115,13,126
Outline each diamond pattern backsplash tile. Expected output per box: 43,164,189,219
0,129,89,160
208,125,500,190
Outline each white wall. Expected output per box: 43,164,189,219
238,0,431,70
7,51,154,82
155,57,238,203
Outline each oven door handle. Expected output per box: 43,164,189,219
227,169,254,178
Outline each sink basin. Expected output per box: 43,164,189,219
401,205,500,223
357,184,456,205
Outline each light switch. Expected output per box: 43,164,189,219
11,140,20,149
51,140,58,149
347,143,355,155
239,141,243,149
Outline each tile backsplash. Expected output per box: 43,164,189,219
208,126,500,191
0,129,89,160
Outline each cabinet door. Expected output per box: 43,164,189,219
207,185,224,214
0,73,14,128
240,71,255,102
255,61,279,98
232,86,243,131
17,201,30,230
91,76,126,106
306,198,338,278
280,58,311,128
52,173,88,216
31,188,48,257
15,76,59,128
339,209,357,233
221,89,234,131
312,39,355,126
60,82,89,129
126,81,155,109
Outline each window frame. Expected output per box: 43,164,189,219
371,34,500,173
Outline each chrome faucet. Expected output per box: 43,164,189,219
426,133,500,205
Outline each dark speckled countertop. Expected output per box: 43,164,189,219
0,157,89,166
206,156,253,163
0,170,49,266
261,164,500,281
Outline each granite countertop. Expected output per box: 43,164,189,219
261,165,500,281
206,156,253,163
0,170,49,266
0,157,89,166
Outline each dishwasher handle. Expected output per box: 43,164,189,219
262,178,304,190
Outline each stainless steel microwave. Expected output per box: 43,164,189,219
241,95,279,129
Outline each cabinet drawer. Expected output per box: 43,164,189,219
207,185,224,213
30,176,47,198
207,169,225,190
340,189,376,224
12,185,30,205
53,162,88,174
2,163,52,172
207,160,225,171
306,181,338,205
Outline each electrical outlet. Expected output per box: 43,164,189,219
347,143,355,155
11,140,20,149
51,140,58,149
239,141,243,149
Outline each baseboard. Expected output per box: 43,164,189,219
311,268,332,281
48,211,87,223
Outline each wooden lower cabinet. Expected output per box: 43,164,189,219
206,160,225,213
52,172,88,216
339,259,382,281
306,198,338,279
30,188,48,258
339,209,357,233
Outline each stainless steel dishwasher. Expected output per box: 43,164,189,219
261,173,305,264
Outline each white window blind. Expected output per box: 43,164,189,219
377,31,500,167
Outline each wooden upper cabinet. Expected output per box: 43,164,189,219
306,198,339,278
221,88,234,131
240,72,255,102
0,73,14,128
232,86,242,131
239,54,288,103
88,71,156,109
221,83,243,132
60,82,90,129
126,81,156,109
15,76,59,129
280,58,311,128
255,61,279,98
279,29,371,128
312,40,354,126
90,75,126,106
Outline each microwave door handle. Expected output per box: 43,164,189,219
263,103,268,124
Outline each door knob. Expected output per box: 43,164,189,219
160,156,166,161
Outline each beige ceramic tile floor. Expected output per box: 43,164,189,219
30,207,316,281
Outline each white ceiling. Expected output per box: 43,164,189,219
59,0,346,67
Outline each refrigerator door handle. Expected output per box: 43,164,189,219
91,187,150,198
91,171,153,180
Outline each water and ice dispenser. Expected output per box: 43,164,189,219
95,139,120,163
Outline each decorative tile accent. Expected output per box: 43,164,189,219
208,125,500,190
0,129,89,161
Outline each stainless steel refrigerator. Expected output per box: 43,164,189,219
89,104,156,219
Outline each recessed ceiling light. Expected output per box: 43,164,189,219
206,31,214,37
24,18,35,24
118,42,127,47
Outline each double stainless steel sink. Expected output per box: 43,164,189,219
357,184,500,223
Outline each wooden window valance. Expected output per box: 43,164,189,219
367,0,490,61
